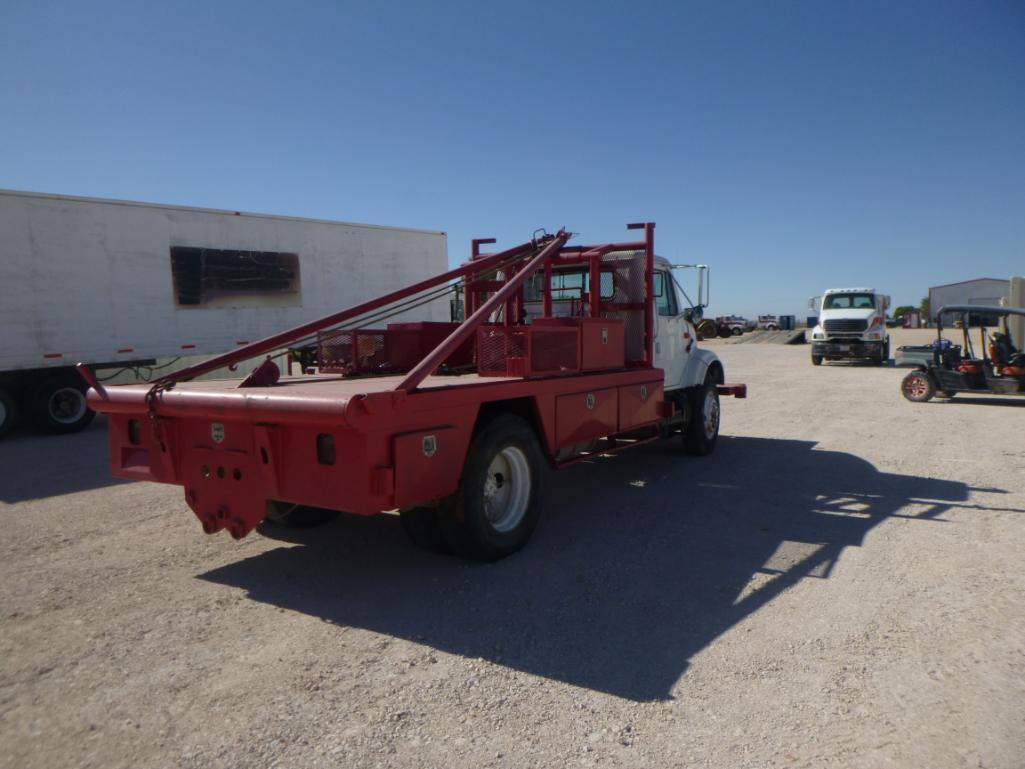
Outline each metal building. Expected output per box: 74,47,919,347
928,278,1008,319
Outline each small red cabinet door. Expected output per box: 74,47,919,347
618,381,662,431
555,387,618,447
392,427,462,508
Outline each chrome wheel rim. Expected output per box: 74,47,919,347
483,446,531,533
904,376,928,399
703,391,720,440
49,387,87,425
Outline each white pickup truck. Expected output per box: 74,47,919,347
808,288,890,365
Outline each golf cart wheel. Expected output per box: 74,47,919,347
901,370,935,403
30,375,95,434
437,414,543,561
811,354,823,366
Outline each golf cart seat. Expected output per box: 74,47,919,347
989,331,1016,367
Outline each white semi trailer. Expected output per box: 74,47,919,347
0,190,448,437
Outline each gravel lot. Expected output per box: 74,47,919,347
2,329,1023,768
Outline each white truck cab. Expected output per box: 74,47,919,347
809,288,890,365
652,258,723,391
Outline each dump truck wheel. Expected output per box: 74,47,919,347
685,381,720,456
400,506,450,554
438,414,543,561
264,500,338,528
901,371,935,403
30,375,95,434
811,354,823,366
0,388,18,439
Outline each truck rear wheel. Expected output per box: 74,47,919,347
901,371,935,403
684,381,720,456
438,414,543,561
30,375,95,434
0,388,18,439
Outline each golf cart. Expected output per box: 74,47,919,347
900,305,1025,402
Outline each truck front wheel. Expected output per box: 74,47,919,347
811,354,823,366
438,414,543,561
684,381,720,456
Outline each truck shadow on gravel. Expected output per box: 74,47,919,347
0,417,129,503
199,436,998,702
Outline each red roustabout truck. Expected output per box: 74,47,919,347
83,223,746,560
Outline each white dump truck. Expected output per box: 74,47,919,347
0,189,448,438
808,288,891,365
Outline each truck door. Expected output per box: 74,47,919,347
653,270,689,390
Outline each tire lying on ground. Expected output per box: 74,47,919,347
30,375,95,434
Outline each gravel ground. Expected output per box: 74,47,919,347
2,329,1023,768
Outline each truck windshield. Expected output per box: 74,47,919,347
824,293,875,310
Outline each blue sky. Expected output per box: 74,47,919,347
1,1,1022,317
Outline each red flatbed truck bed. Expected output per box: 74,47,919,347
84,224,745,560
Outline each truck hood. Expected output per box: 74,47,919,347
818,307,880,321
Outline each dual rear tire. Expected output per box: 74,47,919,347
0,375,95,439
403,415,544,562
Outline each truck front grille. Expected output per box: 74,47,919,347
824,319,867,333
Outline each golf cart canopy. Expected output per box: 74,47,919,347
936,305,1025,327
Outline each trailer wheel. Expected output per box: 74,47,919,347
438,414,543,561
811,354,823,366
901,371,935,403
0,388,18,439
399,506,450,554
263,500,338,528
684,380,720,456
30,375,95,434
